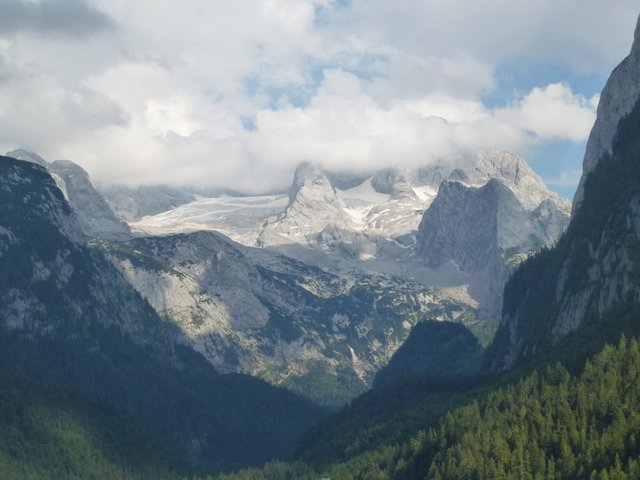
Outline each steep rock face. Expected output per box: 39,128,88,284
417,172,567,275
573,16,640,211
416,179,524,275
6,149,131,240
0,155,324,472
416,151,570,266
415,153,570,318
415,180,513,317
490,16,640,369
0,156,147,337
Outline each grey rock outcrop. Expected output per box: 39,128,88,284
106,229,472,405
465,150,570,213
416,179,521,275
415,151,571,320
416,151,570,276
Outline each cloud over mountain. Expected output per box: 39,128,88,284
0,1,636,193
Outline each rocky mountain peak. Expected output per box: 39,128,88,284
289,162,336,204
258,162,350,246
371,168,409,194
474,150,537,186
49,159,90,177
469,150,564,212
287,162,346,214
415,155,571,322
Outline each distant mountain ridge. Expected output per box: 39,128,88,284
112,150,569,402
131,151,569,292
131,151,569,269
4,145,570,404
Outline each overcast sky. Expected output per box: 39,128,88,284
0,0,638,197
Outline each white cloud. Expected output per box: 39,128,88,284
243,75,596,183
352,50,497,102
0,0,635,191
333,0,639,72
145,97,204,138
496,83,598,142
261,0,316,33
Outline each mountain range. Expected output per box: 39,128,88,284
2,12,639,479
6,145,569,406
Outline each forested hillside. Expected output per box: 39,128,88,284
0,366,183,480
219,336,640,480
424,337,640,479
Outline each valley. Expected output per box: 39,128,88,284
0,4,639,480
5,146,569,406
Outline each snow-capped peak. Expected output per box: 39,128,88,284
289,162,338,205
